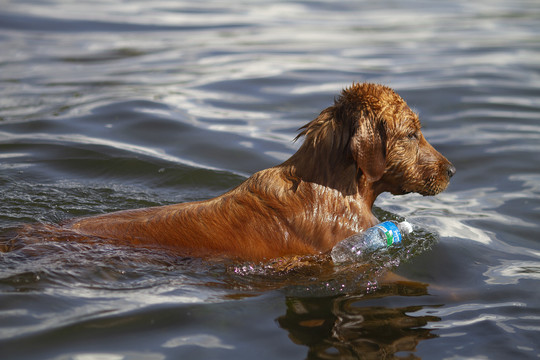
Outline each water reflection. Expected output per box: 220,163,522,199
484,260,540,285
1,0,540,357
277,283,440,359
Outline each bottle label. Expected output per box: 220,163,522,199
376,221,402,246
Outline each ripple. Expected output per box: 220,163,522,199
484,260,540,285
1,0,540,358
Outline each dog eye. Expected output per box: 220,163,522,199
407,132,418,140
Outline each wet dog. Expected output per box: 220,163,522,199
9,83,455,261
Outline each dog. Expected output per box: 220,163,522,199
10,83,455,261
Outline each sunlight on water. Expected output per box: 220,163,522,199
484,260,540,285
56,353,165,360
162,334,235,350
0,130,236,174
411,301,534,338
1,0,540,359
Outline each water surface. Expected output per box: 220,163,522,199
1,0,540,359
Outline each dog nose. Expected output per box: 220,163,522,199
447,164,456,178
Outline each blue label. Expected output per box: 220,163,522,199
376,221,402,246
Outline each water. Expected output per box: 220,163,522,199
1,0,540,359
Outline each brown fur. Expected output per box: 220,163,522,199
13,83,455,261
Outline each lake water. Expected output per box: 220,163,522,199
1,0,540,359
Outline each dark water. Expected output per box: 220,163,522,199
1,0,540,359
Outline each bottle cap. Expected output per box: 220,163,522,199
398,221,413,235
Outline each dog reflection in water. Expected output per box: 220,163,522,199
277,283,440,358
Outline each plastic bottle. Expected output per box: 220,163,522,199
330,220,413,264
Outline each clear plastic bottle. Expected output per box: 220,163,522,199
330,220,413,264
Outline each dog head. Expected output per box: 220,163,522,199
298,83,455,197
338,83,455,196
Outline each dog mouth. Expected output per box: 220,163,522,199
396,172,452,196
419,184,447,196
419,174,451,196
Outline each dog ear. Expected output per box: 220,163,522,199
295,107,339,150
350,116,386,182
